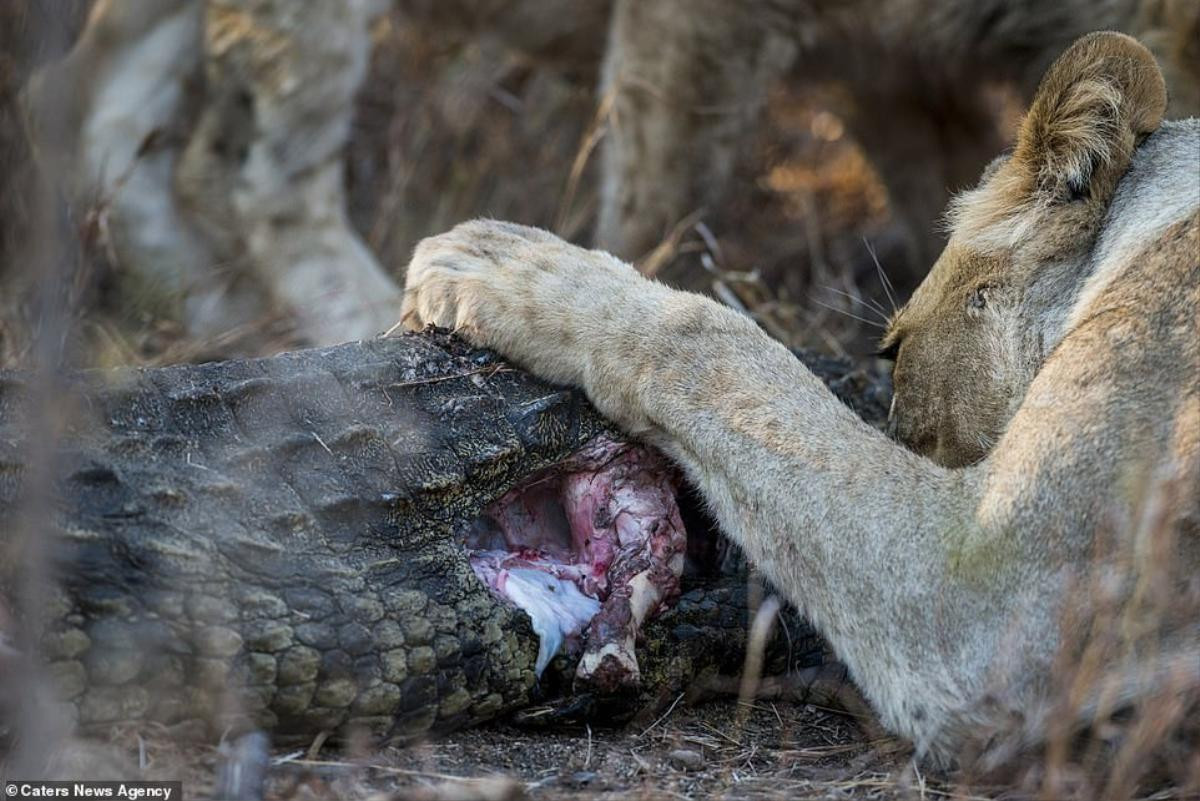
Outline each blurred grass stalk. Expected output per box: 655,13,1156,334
3,0,78,778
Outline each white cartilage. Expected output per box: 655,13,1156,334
501,568,601,676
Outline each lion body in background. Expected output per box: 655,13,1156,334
597,0,1200,278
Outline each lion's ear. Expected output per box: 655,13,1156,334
1013,31,1167,203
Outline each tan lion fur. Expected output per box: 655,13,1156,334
399,33,1200,765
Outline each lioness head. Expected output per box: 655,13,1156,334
879,32,1169,468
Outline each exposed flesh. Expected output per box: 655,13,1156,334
464,436,686,691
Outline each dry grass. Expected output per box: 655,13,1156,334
1,6,1197,800
952,457,1200,799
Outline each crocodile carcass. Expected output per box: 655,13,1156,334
0,331,888,742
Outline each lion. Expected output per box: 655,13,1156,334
598,0,1200,281
398,32,1200,766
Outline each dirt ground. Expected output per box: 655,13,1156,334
41,666,1200,801
104,699,935,801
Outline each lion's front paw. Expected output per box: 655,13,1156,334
400,219,533,337
398,219,637,381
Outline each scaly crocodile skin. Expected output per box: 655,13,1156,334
0,332,883,742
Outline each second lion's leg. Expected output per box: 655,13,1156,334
176,0,403,347
595,0,795,264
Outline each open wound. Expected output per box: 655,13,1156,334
464,435,686,691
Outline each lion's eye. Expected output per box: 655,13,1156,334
876,340,901,362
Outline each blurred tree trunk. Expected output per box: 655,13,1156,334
21,0,402,355
0,0,93,364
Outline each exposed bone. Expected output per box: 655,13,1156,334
466,436,686,689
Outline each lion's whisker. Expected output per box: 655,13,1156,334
822,286,891,323
863,237,898,314
809,297,887,330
